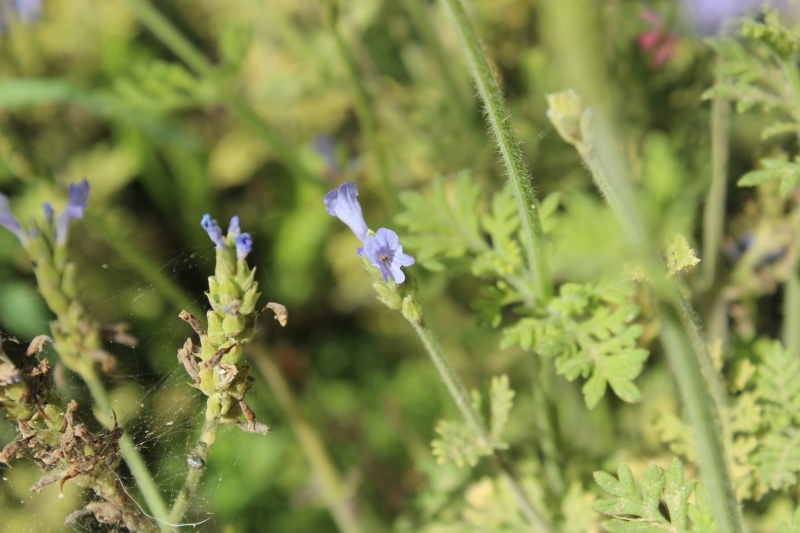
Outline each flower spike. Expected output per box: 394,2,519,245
56,179,90,244
0,193,27,244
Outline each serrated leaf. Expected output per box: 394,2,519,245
489,375,514,443
431,420,491,468
595,459,701,533
738,158,800,195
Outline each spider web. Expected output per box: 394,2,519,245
0,214,293,532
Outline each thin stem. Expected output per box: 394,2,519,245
325,3,397,213
120,0,214,76
167,412,220,526
659,305,743,533
409,320,553,532
250,348,378,533
570,113,741,533
440,0,552,303
83,371,172,531
784,211,800,354
702,71,731,291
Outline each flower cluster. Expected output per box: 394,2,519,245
0,178,89,250
324,181,415,284
178,214,281,434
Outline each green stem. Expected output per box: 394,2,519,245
784,211,800,355
251,348,378,533
409,320,552,532
120,0,214,76
167,412,220,526
84,371,172,531
440,0,552,303
325,3,397,213
659,305,743,533
574,120,740,533
702,71,731,291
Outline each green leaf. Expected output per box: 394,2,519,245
489,375,514,444
396,172,484,271
594,459,701,533
738,158,800,196
503,282,648,408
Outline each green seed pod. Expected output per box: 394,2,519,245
402,295,424,326
239,286,260,315
222,313,246,337
374,280,402,310
207,311,225,345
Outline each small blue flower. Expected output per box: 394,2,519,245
14,0,42,22
56,179,90,244
228,215,241,237
324,182,369,243
235,233,253,260
201,214,225,249
0,193,27,244
364,228,415,284
42,202,53,224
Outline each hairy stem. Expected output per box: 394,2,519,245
659,306,742,533
83,371,171,531
702,71,731,291
251,348,377,533
440,0,552,303
167,412,220,527
571,113,741,533
409,320,553,532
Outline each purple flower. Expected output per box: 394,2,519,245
364,228,415,284
324,182,369,242
682,0,766,34
42,202,53,224
201,214,225,249
14,0,42,22
56,179,90,244
228,215,240,237
0,193,27,244
235,233,253,260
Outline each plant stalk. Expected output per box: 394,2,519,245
440,0,552,303
83,370,172,531
251,348,376,533
409,320,552,532
167,412,220,527
702,70,731,291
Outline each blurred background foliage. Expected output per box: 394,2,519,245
0,0,786,531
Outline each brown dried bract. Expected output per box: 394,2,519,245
262,302,288,327
26,335,53,357
179,310,205,336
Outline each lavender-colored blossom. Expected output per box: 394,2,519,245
235,233,253,260
228,215,240,237
0,193,27,244
201,214,226,249
683,0,766,34
324,182,369,242
42,202,53,224
55,179,90,244
364,228,415,284
14,0,42,22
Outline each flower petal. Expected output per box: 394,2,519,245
0,193,26,244
324,181,369,242
56,180,90,244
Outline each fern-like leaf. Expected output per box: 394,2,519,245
594,459,699,533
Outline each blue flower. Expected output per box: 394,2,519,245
0,193,27,244
364,228,415,284
228,215,241,237
42,202,53,224
56,179,90,244
235,233,253,260
324,182,369,242
325,181,415,284
201,214,225,249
